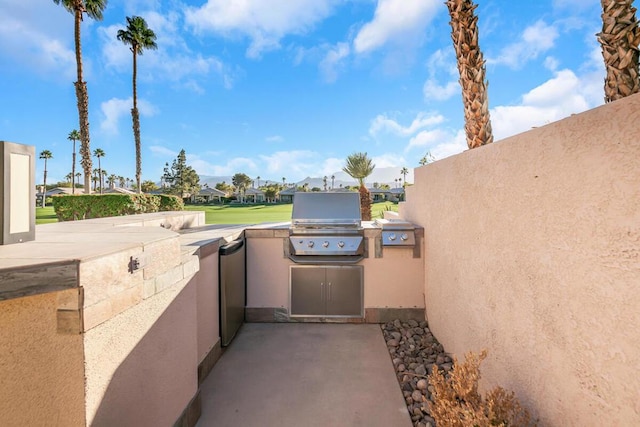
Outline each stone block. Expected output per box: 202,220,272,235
143,237,181,280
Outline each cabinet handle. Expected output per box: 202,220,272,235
328,282,331,301
321,282,324,299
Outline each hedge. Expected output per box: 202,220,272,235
52,194,184,221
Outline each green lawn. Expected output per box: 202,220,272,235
36,206,58,225
185,201,398,224
36,201,398,225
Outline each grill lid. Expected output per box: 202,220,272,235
291,192,361,227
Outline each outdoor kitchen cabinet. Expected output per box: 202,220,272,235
290,266,363,317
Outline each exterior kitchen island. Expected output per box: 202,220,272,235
244,220,425,323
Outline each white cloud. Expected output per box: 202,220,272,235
0,3,76,80
489,20,559,68
100,97,158,135
370,112,445,138
319,42,350,83
259,150,321,178
149,145,178,158
185,0,337,58
422,48,459,101
491,68,602,140
353,0,440,54
101,12,236,91
266,135,284,143
320,157,344,176
406,128,456,152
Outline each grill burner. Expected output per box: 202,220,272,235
288,192,365,264
374,218,416,246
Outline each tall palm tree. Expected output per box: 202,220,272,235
331,174,335,189
53,0,107,194
400,167,409,188
256,176,261,188
75,172,82,188
323,176,328,191
118,176,125,188
67,129,80,194
597,0,640,102
446,0,493,149
117,16,158,194
93,148,105,194
108,174,116,189
39,150,53,208
343,152,375,221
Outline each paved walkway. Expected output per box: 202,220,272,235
197,323,411,427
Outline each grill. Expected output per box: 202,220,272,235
288,192,365,264
374,218,416,246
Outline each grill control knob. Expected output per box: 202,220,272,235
307,241,315,248
323,241,330,248
401,233,408,241
337,241,345,248
388,233,397,241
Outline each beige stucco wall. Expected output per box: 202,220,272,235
0,291,85,426
246,234,424,310
196,250,220,362
84,277,198,426
401,93,640,424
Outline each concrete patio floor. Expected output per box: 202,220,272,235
196,323,412,427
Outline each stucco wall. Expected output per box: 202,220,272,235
196,250,219,363
401,93,640,424
246,235,424,310
0,291,85,426
84,277,198,426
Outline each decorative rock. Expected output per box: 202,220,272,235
382,319,450,427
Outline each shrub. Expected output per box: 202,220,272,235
52,193,184,221
428,350,535,427
158,194,184,211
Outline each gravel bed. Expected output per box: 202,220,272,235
382,319,452,427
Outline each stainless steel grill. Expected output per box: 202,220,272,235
374,218,416,246
288,192,365,264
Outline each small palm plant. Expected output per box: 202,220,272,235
343,152,375,221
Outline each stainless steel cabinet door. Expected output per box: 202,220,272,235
326,266,363,317
290,267,326,316
290,266,363,317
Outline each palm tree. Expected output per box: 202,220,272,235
67,129,80,194
118,176,125,188
39,150,53,208
108,174,116,189
343,152,375,221
256,176,261,188
597,0,640,102
65,173,73,184
331,174,335,189
323,176,328,191
92,171,99,191
93,148,105,194
419,151,435,166
53,0,107,194
75,172,82,188
400,167,409,188
117,16,158,194
446,0,493,149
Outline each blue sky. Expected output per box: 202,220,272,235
1,0,604,186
